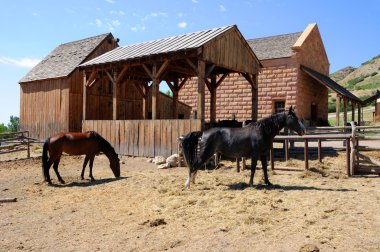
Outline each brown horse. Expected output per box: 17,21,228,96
42,131,120,184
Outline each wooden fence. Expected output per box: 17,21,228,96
350,123,380,175
0,131,31,158
82,119,202,157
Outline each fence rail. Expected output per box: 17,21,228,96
0,131,31,158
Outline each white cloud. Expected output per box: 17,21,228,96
130,25,146,32
192,0,198,3
112,20,120,27
105,0,115,3
95,19,103,27
32,12,38,16
219,5,226,12
131,27,138,32
0,57,40,68
141,26,146,31
110,10,125,15
178,22,187,28
142,12,167,21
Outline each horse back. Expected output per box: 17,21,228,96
48,132,100,156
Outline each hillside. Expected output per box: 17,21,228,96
330,66,356,82
330,54,380,99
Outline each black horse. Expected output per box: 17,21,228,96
182,106,305,188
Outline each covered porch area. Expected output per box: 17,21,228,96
79,25,261,156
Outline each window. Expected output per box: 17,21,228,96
274,101,285,113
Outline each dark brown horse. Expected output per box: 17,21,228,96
42,131,120,184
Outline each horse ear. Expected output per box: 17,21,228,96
288,106,293,113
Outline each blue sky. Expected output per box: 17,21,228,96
0,0,379,124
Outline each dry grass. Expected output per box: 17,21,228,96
0,150,379,251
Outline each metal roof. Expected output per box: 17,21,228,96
247,32,302,60
301,65,362,103
80,25,235,67
20,33,112,83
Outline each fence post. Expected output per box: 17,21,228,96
350,121,357,176
304,139,309,170
317,139,322,163
27,131,30,159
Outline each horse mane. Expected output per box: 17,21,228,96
88,131,117,158
250,111,287,136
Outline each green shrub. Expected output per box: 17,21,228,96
371,72,378,76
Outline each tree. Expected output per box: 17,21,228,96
0,123,7,134
7,116,19,132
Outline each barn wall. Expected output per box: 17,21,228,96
293,26,329,124
147,92,191,119
257,58,298,118
203,29,259,74
19,78,69,140
69,35,119,131
179,75,253,122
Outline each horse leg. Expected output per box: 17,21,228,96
249,156,258,187
45,159,54,184
81,155,90,180
185,144,215,188
261,155,272,186
53,156,65,184
89,155,95,181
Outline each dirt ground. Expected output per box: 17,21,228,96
0,147,379,252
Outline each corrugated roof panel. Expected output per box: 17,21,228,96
80,25,235,67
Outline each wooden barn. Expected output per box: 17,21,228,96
19,33,191,140
79,25,261,157
179,23,361,126
19,33,119,139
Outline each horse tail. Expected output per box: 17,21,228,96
181,131,202,170
42,138,50,181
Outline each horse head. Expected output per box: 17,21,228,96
286,106,306,136
110,155,120,178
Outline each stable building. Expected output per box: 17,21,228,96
179,23,361,126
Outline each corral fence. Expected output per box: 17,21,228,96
266,123,380,176
0,131,31,159
82,119,202,157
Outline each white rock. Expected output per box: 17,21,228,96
157,163,170,169
154,156,166,165
166,154,179,167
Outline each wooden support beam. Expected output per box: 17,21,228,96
116,65,129,83
304,139,309,170
112,71,118,120
197,59,205,124
85,71,97,87
156,60,170,80
336,95,341,126
172,79,179,119
251,74,258,121
358,104,362,126
186,58,198,74
216,74,228,88
210,75,217,125
351,101,356,123
343,98,348,127
178,77,189,90
83,72,87,121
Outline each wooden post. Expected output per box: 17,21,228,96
236,158,240,173
343,98,348,127
210,75,217,126
197,60,205,125
251,74,258,121
285,139,289,161
152,65,158,120
351,101,355,123
318,139,322,163
358,103,361,126
83,72,87,122
26,131,30,159
346,138,351,176
113,71,118,120
304,139,309,170
172,80,179,119
350,121,357,176
336,94,340,126
142,82,147,119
